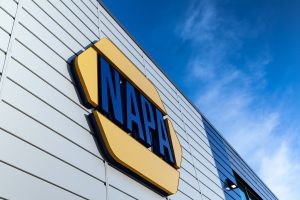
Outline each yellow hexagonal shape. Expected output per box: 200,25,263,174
73,38,182,195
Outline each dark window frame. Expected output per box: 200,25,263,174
234,171,263,200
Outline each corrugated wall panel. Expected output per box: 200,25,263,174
0,29,10,54
0,101,105,182
0,0,18,17
108,186,137,200
107,165,165,200
0,51,5,73
0,162,84,200
0,128,106,199
0,9,14,34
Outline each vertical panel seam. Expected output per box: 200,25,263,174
141,51,167,200
0,0,24,99
97,1,104,39
175,92,205,200
97,2,109,200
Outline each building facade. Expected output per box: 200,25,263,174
0,0,278,200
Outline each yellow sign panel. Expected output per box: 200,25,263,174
73,38,182,195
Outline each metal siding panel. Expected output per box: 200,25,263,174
165,107,185,131
11,40,85,110
178,179,202,200
0,9,14,33
178,134,190,154
158,86,178,108
201,194,211,200
192,150,226,199
186,129,211,161
56,0,98,35
193,157,220,187
183,115,209,145
1,79,101,159
22,0,83,52
181,107,205,132
0,128,106,200
179,168,199,192
169,191,193,200
159,90,181,114
200,182,224,200
196,168,225,199
86,0,98,8
175,93,227,200
107,165,165,200
0,28,10,52
81,0,98,15
189,139,215,166
0,162,83,200
178,94,202,122
70,0,98,24
0,0,18,18
31,0,93,46
192,148,218,179
108,186,137,200
172,121,187,141
188,133,213,158
6,58,91,131
161,96,182,120
0,50,5,72
181,152,197,177
182,109,205,130
19,8,74,65
0,101,105,183
47,0,98,40
14,24,72,81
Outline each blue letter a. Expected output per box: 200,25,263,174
156,109,174,164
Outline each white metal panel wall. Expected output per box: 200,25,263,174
0,0,18,75
0,0,226,200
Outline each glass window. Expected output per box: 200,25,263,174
234,172,262,200
239,186,248,200
248,191,260,200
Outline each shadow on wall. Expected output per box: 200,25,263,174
66,41,98,132
203,119,242,200
66,41,107,160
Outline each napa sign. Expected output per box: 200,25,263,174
72,38,182,195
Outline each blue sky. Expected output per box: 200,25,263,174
102,0,300,199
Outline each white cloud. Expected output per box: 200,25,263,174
259,142,300,200
178,0,300,199
180,0,218,43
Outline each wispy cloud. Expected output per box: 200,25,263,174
259,142,300,200
178,0,300,199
